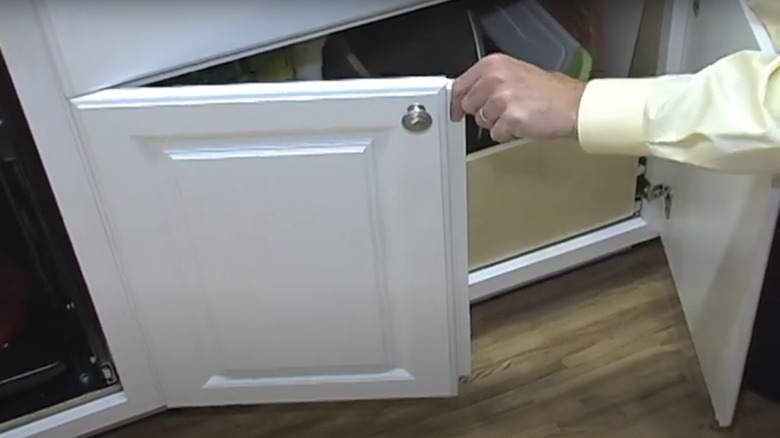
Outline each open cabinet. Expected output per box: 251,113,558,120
0,0,776,436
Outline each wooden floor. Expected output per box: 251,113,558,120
99,242,780,437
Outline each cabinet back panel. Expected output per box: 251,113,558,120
468,139,638,270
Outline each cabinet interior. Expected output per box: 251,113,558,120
0,52,120,432
145,0,652,271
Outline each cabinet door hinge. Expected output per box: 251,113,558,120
100,362,119,385
637,175,673,219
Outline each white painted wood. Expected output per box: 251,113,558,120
469,218,658,302
648,0,780,427
443,82,472,377
1,393,161,438
0,2,165,438
33,0,448,97
71,77,468,407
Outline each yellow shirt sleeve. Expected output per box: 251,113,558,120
576,50,780,174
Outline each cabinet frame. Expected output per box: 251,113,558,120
0,3,165,438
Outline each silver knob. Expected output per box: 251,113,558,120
401,104,433,133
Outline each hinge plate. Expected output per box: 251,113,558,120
100,363,119,385
637,175,673,219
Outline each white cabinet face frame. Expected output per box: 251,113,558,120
0,3,165,438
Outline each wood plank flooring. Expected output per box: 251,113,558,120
98,242,780,437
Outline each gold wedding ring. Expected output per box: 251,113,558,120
477,108,489,125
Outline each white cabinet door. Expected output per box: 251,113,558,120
651,0,779,427
70,77,470,407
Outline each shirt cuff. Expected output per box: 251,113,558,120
577,77,655,156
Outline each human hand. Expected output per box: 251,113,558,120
451,53,587,142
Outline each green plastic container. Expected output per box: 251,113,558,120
478,0,594,80
568,46,594,80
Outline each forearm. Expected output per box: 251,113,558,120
576,50,780,174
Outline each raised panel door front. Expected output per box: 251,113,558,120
71,77,469,407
